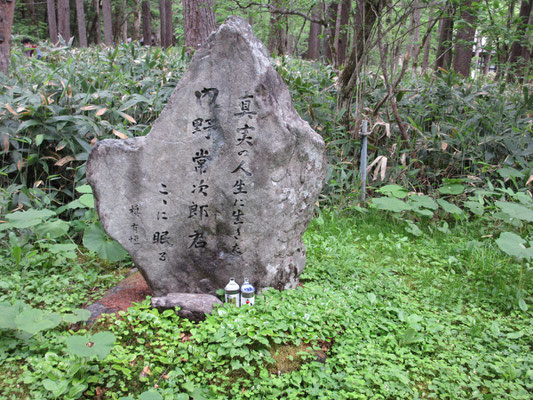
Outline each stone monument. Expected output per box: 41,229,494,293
87,16,327,298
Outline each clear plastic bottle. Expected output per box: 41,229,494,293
224,278,240,306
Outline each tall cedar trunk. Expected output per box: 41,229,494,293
305,4,322,60
75,0,87,47
183,0,216,52
0,0,16,75
47,0,58,43
28,0,39,36
325,2,338,63
133,0,141,40
142,0,151,45
58,0,70,41
337,0,351,65
434,5,454,71
337,0,381,129
452,0,476,77
121,0,127,42
268,0,288,56
102,0,113,45
159,0,167,47
165,0,173,46
508,0,533,81
94,0,101,44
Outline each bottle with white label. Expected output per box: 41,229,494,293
224,278,240,306
240,278,255,306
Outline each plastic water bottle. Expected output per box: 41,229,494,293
240,278,255,306
224,278,240,306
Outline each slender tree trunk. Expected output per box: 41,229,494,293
159,0,166,47
407,0,421,71
27,0,39,36
325,1,339,63
47,0,58,43
337,0,351,65
121,0,128,43
75,0,87,47
268,0,288,56
452,0,477,77
183,0,216,52
508,0,533,81
102,0,113,45
142,0,151,45
94,0,101,44
165,0,173,46
305,4,322,60
0,0,16,75
133,0,141,40
337,0,382,129
434,5,454,71
57,0,70,41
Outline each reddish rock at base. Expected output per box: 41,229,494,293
86,270,151,322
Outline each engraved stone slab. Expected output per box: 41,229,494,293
87,16,327,297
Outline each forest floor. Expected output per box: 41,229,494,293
0,210,532,399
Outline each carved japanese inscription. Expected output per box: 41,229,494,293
87,17,327,297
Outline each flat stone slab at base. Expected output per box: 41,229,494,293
86,271,151,323
152,293,222,321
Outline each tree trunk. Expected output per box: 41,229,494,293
121,0,128,43
57,0,70,41
305,4,322,60
47,0,58,44
102,0,113,45
407,0,421,71
452,0,477,77
337,0,381,129
268,0,288,56
183,0,216,52
337,0,351,65
133,0,141,40
508,0,533,81
165,0,173,46
0,0,16,75
75,0,87,47
325,1,339,63
434,5,454,71
142,0,151,45
93,0,101,44
27,0,39,37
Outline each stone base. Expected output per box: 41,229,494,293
152,293,223,321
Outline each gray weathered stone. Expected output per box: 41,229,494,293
152,293,222,321
87,16,327,297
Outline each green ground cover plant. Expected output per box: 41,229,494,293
1,210,532,399
1,42,532,399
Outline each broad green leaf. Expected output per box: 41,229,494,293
12,246,22,265
118,397,135,400
495,201,533,222
371,197,411,212
437,199,463,215
140,390,163,400
34,219,70,239
35,134,44,146
64,331,115,359
408,195,438,210
63,309,91,324
15,308,61,335
507,330,524,339
438,183,464,195
0,303,18,330
518,298,528,312
79,194,95,208
376,184,408,199
412,208,434,217
75,185,93,194
42,379,69,397
83,223,128,262
47,243,78,259
464,201,484,216
497,167,524,179
6,209,56,229
405,220,422,236
495,232,533,260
